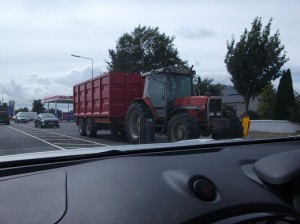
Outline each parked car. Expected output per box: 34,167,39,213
0,111,10,125
34,113,60,128
15,114,29,123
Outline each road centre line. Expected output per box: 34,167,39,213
22,126,110,147
7,126,66,150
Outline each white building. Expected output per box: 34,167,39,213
221,86,258,117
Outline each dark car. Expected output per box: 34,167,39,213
15,114,29,123
34,113,60,128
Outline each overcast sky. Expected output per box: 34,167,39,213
0,0,299,109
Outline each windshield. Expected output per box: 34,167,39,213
0,1,299,156
167,75,193,100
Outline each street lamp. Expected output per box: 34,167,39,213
71,54,94,78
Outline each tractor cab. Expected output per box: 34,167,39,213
141,67,195,119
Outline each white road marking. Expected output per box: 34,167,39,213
18,125,110,147
41,139,80,141
0,146,54,151
7,126,66,150
54,143,97,146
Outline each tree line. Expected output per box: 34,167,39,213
256,69,299,122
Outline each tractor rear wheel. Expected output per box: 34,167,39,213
78,118,86,136
126,102,152,144
167,113,199,142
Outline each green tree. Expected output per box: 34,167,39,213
15,107,29,114
256,84,276,119
288,91,300,123
32,99,46,114
274,69,295,120
224,17,288,115
194,77,223,96
106,25,188,73
49,108,62,118
0,103,8,111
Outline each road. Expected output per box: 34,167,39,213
1,122,294,157
0,122,146,157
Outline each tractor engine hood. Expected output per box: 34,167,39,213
174,96,208,109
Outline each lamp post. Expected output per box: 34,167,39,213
71,54,94,78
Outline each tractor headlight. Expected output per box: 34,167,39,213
209,112,214,116
216,112,222,116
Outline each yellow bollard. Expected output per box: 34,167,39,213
241,116,250,138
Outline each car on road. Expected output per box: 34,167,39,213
13,112,38,121
15,114,29,123
34,113,60,128
0,111,10,125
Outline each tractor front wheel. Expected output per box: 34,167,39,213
167,113,199,142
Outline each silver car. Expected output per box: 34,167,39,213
15,114,29,123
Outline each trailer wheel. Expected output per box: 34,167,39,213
78,118,86,136
167,113,199,142
85,118,97,137
126,102,152,144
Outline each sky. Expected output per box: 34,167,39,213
0,0,299,110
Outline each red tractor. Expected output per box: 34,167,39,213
73,67,243,143
125,67,243,143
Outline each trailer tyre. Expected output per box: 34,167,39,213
85,118,97,137
126,102,152,144
167,113,200,142
78,118,86,136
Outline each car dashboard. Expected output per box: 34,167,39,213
0,137,300,224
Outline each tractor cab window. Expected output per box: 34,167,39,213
146,74,165,108
167,75,192,103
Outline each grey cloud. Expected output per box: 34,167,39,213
176,26,216,39
0,65,104,108
53,65,103,86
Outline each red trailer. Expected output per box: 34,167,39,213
73,72,144,137
74,68,243,143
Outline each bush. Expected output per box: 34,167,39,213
248,110,260,120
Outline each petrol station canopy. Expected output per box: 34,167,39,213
43,95,73,112
43,95,73,104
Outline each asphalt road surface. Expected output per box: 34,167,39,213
1,122,294,157
0,122,154,157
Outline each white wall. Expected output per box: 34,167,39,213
249,120,300,133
